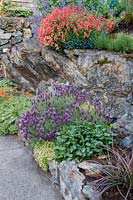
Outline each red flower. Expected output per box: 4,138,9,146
38,4,114,50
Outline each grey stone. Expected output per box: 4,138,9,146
24,20,30,28
0,39,8,46
23,28,32,39
0,32,12,40
59,161,86,200
49,160,60,186
11,36,22,45
120,135,133,148
0,29,4,34
78,162,103,176
0,44,11,52
12,31,23,37
82,185,101,200
0,136,62,200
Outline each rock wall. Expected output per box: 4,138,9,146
0,17,133,138
0,17,33,79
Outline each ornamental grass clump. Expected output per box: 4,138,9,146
94,148,133,199
19,85,114,143
38,4,114,51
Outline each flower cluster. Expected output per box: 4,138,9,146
0,86,33,99
38,4,114,50
0,88,10,98
19,85,112,142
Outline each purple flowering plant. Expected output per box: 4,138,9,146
19,85,113,142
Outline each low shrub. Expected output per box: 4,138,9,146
38,4,114,51
54,121,114,162
0,96,31,135
95,33,133,52
33,141,54,171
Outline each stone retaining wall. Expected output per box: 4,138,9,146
0,17,33,52
0,17,33,78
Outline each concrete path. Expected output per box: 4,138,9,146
0,136,62,200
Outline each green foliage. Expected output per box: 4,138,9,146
0,96,31,135
123,0,133,14
33,141,55,171
0,0,33,17
0,0,16,15
54,121,114,162
8,9,33,17
37,0,126,18
0,79,17,87
95,33,133,52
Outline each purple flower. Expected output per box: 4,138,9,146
19,84,111,142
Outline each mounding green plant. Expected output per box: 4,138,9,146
0,96,31,135
54,120,115,162
33,141,55,171
0,0,33,17
94,148,133,199
0,79,17,87
95,32,133,52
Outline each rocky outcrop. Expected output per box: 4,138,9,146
2,38,132,136
0,17,33,79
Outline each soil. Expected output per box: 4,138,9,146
81,148,133,200
84,174,133,200
113,22,133,35
103,188,133,200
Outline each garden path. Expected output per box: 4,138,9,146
0,136,62,200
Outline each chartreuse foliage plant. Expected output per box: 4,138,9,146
54,121,114,162
33,141,54,171
0,96,31,135
38,4,114,51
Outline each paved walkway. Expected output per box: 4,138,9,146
0,136,62,200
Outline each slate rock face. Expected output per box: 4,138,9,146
49,160,102,200
2,39,132,136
